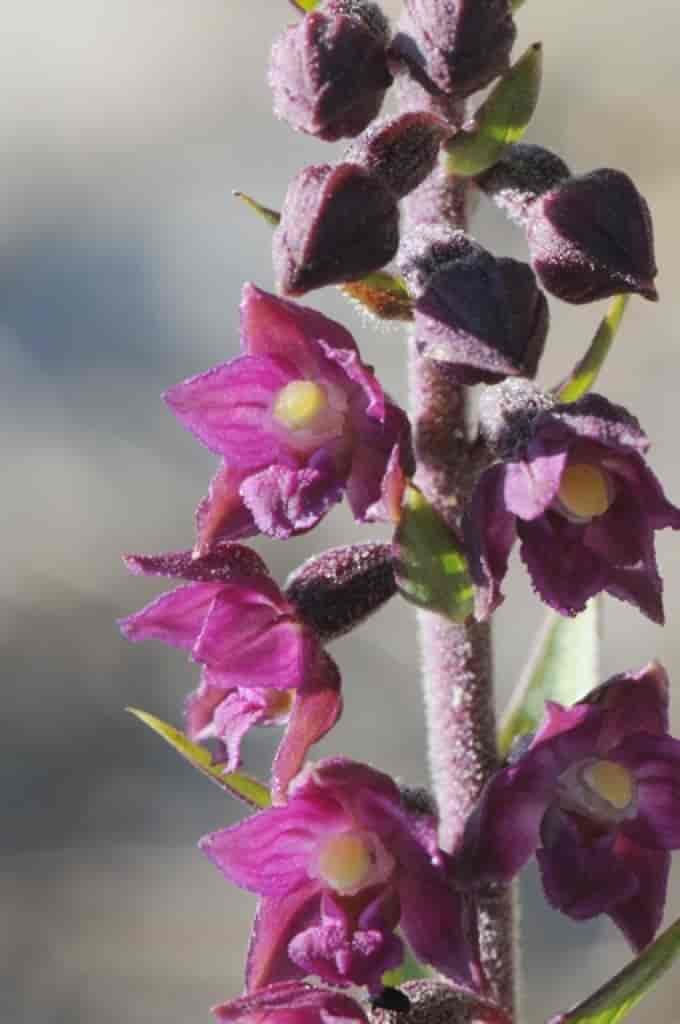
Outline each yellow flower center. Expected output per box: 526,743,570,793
583,759,635,811
274,380,328,431
557,463,613,520
317,832,373,894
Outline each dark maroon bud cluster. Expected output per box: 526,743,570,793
391,0,516,100
270,0,392,141
527,168,658,304
285,542,396,643
399,227,548,384
476,143,572,225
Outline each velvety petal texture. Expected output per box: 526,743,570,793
212,981,369,1024
120,544,336,790
465,393,680,621
202,757,479,993
456,662,680,950
167,285,412,543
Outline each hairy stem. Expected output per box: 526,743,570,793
403,113,516,1016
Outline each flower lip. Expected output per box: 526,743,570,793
312,828,395,896
557,757,637,825
553,461,615,523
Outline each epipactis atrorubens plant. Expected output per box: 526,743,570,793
119,2,680,1022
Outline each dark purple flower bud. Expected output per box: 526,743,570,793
476,143,571,225
119,543,342,800
269,1,392,142
399,228,548,384
166,285,412,545
201,757,481,993
390,1,516,101
456,662,680,951
343,112,449,199
527,168,658,304
213,981,369,1024
285,542,396,642
274,163,400,296
465,392,680,621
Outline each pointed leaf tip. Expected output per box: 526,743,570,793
444,42,543,177
233,191,281,226
549,915,680,1023
127,707,270,809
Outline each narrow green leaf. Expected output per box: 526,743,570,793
444,43,543,177
340,272,414,322
128,708,271,809
290,0,319,11
510,0,527,10
394,485,474,622
498,599,600,758
233,191,281,226
550,916,680,1024
554,295,630,404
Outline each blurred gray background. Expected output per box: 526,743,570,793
2,2,679,1021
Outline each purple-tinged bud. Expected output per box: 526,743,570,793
399,228,548,384
391,1,516,101
269,1,392,142
527,169,658,304
274,162,400,296
285,542,396,642
476,143,571,225
343,112,449,199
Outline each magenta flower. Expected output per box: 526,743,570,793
456,663,680,951
119,543,341,801
201,758,480,994
212,981,368,1024
465,393,680,622
164,285,412,550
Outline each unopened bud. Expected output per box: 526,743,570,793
285,542,396,642
400,228,548,384
527,168,658,304
274,162,400,296
476,143,571,225
391,1,516,101
270,1,392,141
344,112,448,199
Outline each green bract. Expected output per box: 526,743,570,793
394,485,474,622
444,43,542,178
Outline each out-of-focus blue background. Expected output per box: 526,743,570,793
2,3,680,1021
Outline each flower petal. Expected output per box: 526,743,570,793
517,513,608,616
537,807,637,920
195,462,258,554
464,463,516,620
503,445,568,520
614,733,680,849
164,355,290,463
193,579,319,691
608,837,670,951
241,462,344,539
200,798,343,898
245,889,321,992
118,582,221,650
271,654,343,805
212,981,368,1024
122,542,269,582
